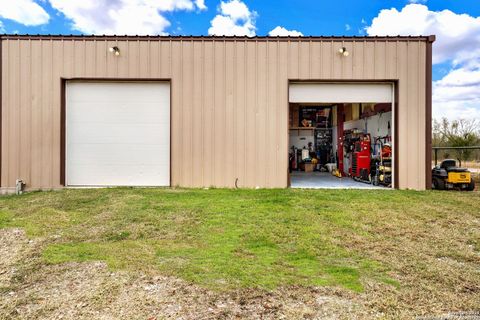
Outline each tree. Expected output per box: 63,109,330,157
432,118,480,165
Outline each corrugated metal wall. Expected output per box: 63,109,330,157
1,37,428,190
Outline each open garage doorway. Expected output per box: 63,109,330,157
288,82,395,189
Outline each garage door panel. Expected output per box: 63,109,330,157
68,124,169,145
289,83,393,103
68,144,169,166
67,164,170,186
66,81,170,187
68,102,169,124
68,82,169,103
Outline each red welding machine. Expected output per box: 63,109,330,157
351,139,371,181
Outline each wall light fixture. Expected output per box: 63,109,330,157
338,47,349,57
109,46,120,56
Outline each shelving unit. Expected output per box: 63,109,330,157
289,127,316,134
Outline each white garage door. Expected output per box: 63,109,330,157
289,82,393,103
66,81,170,186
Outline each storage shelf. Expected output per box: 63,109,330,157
290,127,315,134
289,127,316,130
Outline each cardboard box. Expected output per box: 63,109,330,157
300,163,315,172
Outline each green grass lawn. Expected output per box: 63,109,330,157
0,188,479,297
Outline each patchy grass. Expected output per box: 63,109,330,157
0,188,479,314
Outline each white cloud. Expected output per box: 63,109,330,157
408,0,426,3
0,0,49,26
365,4,480,65
345,24,351,31
436,68,480,88
366,4,480,120
195,0,207,10
433,67,480,120
268,26,303,37
49,0,207,35
208,0,256,36
218,0,251,21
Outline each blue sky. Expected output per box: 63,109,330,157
1,0,479,120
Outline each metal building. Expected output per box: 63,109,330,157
0,35,434,192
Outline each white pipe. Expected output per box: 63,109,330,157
15,179,25,195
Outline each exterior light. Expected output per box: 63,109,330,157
338,47,349,57
109,46,120,56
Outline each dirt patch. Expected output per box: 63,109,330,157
0,228,40,288
0,228,375,320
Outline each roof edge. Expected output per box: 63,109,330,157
0,34,436,42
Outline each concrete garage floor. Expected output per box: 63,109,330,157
290,171,386,189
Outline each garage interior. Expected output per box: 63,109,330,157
288,83,394,189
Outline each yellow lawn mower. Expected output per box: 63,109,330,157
432,159,475,191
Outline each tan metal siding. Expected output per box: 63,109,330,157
1,38,428,190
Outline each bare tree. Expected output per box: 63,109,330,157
432,118,480,164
